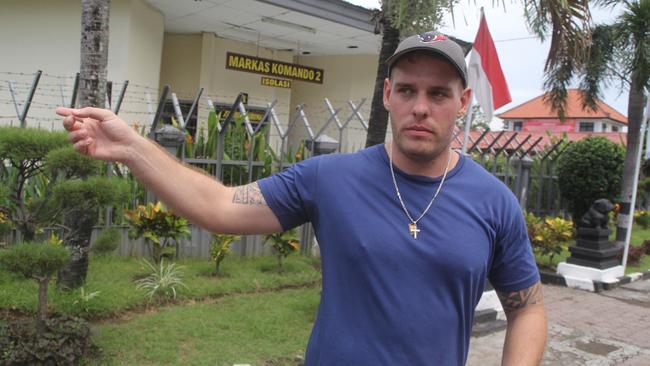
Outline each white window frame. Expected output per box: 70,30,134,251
578,121,595,132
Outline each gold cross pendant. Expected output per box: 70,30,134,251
409,223,420,239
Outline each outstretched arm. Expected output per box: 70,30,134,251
497,281,547,366
57,107,283,234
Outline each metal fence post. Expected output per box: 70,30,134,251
515,156,534,209
19,70,42,128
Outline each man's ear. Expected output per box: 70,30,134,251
383,78,391,111
459,87,472,116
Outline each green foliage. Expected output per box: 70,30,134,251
52,176,130,210
384,0,455,35
0,127,68,163
0,242,70,279
634,210,650,229
135,259,189,303
184,110,221,159
0,128,69,240
88,287,319,365
0,210,11,237
643,158,650,177
45,146,101,179
73,287,101,314
0,242,70,324
525,212,574,268
0,255,321,319
264,230,300,271
124,202,190,263
556,137,625,220
0,315,93,365
92,227,121,255
210,233,239,275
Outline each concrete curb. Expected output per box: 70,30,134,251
540,269,650,292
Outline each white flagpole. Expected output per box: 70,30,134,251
621,91,649,271
461,96,474,154
644,96,650,160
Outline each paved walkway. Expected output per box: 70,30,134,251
467,281,650,365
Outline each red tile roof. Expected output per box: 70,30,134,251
497,89,627,125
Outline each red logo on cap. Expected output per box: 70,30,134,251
418,32,447,44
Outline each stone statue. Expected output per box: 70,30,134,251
580,198,614,229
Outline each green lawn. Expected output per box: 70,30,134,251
87,287,319,366
0,255,321,319
535,224,650,274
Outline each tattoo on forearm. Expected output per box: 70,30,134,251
232,184,267,206
497,282,543,313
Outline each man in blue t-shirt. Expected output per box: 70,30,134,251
58,31,546,365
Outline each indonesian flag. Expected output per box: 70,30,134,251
468,12,511,121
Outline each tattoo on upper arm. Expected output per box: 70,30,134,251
497,282,543,313
232,183,267,206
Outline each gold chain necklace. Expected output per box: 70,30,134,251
388,143,452,239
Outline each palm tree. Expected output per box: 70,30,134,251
365,0,457,148
365,0,593,147
57,0,111,289
78,0,110,108
544,0,649,247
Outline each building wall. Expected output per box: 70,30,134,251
157,33,379,154
159,34,203,99
503,118,627,134
288,54,378,152
0,0,164,129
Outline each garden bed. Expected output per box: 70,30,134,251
0,255,321,321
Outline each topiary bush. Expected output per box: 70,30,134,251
91,227,121,255
51,176,130,289
556,137,625,223
0,242,70,327
0,314,94,365
0,127,69,241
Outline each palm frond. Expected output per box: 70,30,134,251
526,0,592,117
616,0,650,92
579,25,617,111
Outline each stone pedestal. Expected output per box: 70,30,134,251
566,228,622,269
557,262,624,286
557,227,625,289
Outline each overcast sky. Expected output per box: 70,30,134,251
344,0,628,129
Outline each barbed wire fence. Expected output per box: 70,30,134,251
2,69,569,257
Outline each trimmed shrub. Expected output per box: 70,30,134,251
0,315,93,365
0,127,68,163
0,242,70,325
45,146,101,179
92,227,121,255
556,137,625,222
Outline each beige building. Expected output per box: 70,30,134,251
0,0,381,151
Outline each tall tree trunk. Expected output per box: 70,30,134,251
365,9,400,148
78,0,110,108
58,0,110,289
615,74,645,250
58,207,95,289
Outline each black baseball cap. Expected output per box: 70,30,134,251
386,31,468,87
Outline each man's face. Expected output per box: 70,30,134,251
383,54,470,163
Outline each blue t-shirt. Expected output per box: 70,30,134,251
258,144,539,366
